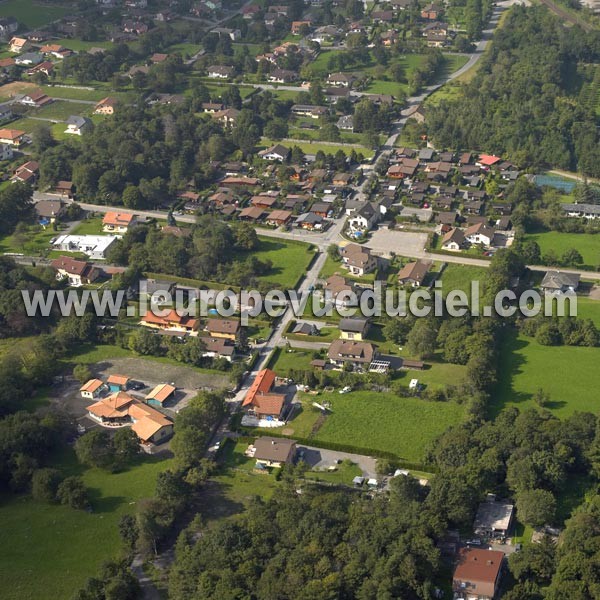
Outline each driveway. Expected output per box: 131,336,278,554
367,228,429,258
297,445,378,479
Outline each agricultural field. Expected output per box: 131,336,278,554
492,330,600,418
0,0,69,28
576,297,600,327
0,449,171,600
310,391,465,462
524,231,600,268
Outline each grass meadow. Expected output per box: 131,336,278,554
524,231,600,268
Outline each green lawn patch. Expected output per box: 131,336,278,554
310,390,465,462
439,263,488,298
0,0,68,27
0,449,171,600
34,100,91,121
251,236,315,288
576,297,600,327
70,217,105,236
40,85,107,102
0,223,62,255
260,137,375,159
524,231,600,268
492,330,600,418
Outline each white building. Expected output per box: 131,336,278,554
52,234,119,259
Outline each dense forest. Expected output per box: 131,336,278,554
426,6,600,175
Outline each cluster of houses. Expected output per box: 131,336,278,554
80,374,175,447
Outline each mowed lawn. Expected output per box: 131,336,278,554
439,263,489,298
492,330,600,418
253,236,315,288
311,391,465,462
0,451,171,600
0,0,68,27
576,297,600,327
524,232,600,268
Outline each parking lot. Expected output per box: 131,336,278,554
367,227,428,259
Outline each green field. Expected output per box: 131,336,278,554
260,137,374,158
70,217,104,236
524,231,600,268
41,85,107,102
439,263,489,298
576,297,600,327
310,391,465,462
492,330,600,418
51,38,114,52
252,236,315,288
0,223,61,255
0,450,171,600
34,100,92,121
0,0,69,27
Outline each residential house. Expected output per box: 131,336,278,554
211,108,240,127
349,202,379,231
80,379,106,400
435,211,458,226
239,206,265,221
40,44,72,59
291,20,312,34
339,317,370,341
310,202,330,217
268,68,297,83
562,202,600,220
324,274,358,308
52,180,74,198
340,243,377,276
251,195,277,209
9,37,29,53
35,199,65,223
474,498,514,540
441,227,466,251
12,160,39,184
328,339,377,369
295,212,324,230
27,61,54,77
102,211,136,233
291,104,328,119
15,52,43,65
292,321,319,335
465,223,495,247
206,318,240,341
19,89,52,107
211,27,241,40
140,309,199,333
252,436,296,467
420,3,441,19
242,369,287,420
94,97,118,115
371,10,394,22
327,72,355,88
380,29,399,46
122,20,149,35
477,154,501,168
453,548,504,600
397,260,431,287
150,52,168,63
540,270,580,294
51,256,100,287
266,209,292,226
259,143,290,162
64,115,92,135
207,65,234,79
200,336,235,362
201,102,224,113
145,383,176,408
337,114,354,131
52,235,118,259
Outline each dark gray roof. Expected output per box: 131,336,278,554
339,317,369,333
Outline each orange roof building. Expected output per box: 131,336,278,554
453,548,504,600
86,391,174,445
146,383,176,407
102,211,135,232
80,378,105,399
140,309,199,333
242,369,285,420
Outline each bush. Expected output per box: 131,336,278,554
31,468,62,503
56,476,89,509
